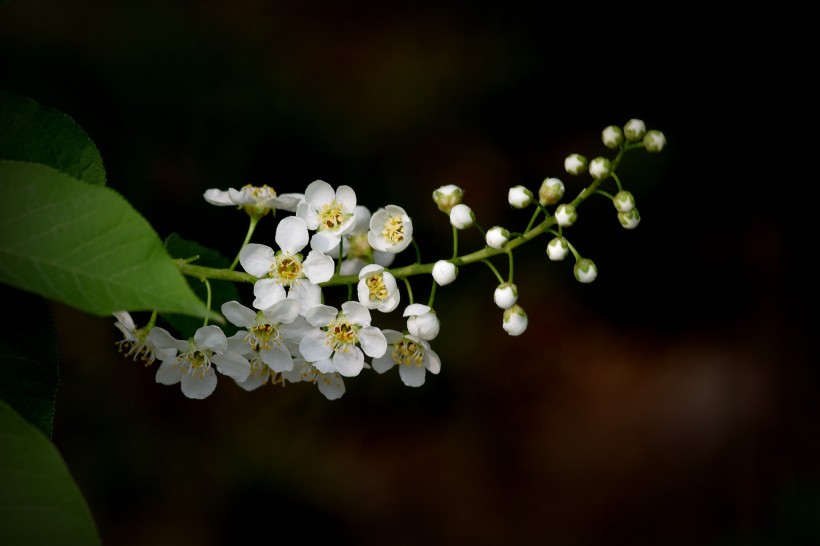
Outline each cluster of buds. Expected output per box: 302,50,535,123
114,119,664,401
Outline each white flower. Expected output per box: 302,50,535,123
432,184,464,213
296,180,358,253
574,258,598,283
239,216,334,312
643,130,666,152
150,325,251,399
546,236,569,261
485,226,510,249
624,118,646,142
555,204,577,227
367,205,413,254
203,184,304,216
538,177,565,205
602,125,624,149
613,190,635,212
113,311,174,365
564,154,587,175
589,157,612,180
221,298,300,373
508,185,533,208
357,264,400,312
449,203,474,230
280,357,346,400
403,303,440,341
502,305,528,336
618,209,641,229
299,301,387,377
372,330,441,387
493,283,518,309
432,260,458,286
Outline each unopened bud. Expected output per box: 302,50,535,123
589,157,612,181
564,154,588,175
502,304,528,336
643,130,666,152
624,119,646,142
618,209,641,229
555,203,577,227
574,258,598,283
508,185,533,208
493,282,518,309
538,177,565,205
602,125,624,149
433,184,464,213
546,236,569,261
486,226,510,249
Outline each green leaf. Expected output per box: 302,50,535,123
0,91,106,186
161,233,241,339
0,399,102,546
0,160,219,321
0,285,59,438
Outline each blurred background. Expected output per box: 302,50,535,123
1,2,815,545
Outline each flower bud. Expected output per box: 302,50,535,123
508,185,533,208
449,203,474,229
574,258,598,283
555,203,577,227
564,154,587,175
485,226,510,249
538,177,565,206
602,125,624,149
624,119,646,142
493,282,518,309
433,184,464,213
546,236,569,261
643,130,666,152
432,260,458,285
618,208,641,229
502,304,528,336
404,304,440,341
612,190,635,212
589,157,612,181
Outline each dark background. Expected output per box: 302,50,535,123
1,2,815,545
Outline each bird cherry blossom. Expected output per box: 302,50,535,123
150,325,251,399
296,179,358,253
239,215,334,312
372,330,441,387
299,301,387,377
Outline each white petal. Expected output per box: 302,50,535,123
155,360,183,385
304,304,337,327
425,347,441,374
147,327,186,353
305,180,335,208
113,311,136,331
194,325,227,353
261,345,294,372
358,326,387,358
358,263,384,279
403,303,431,317
299,329,334,361
310,230,341,253
239,244,276,277
262,298,300,325
316,373,345,400
272,192,304,212
203,188,234,206
180,369,218,399
336,185,357,211
371,354,396,374
221,300,257,328
287,281,322,314
332,347,364,377
213,352,251,381
311,358,335,375
302,250,335,283
236,371,269,392
275,216,309,255
399,364,426,387
341,300,371,325
253,278,286,310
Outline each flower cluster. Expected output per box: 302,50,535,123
113,119,664,401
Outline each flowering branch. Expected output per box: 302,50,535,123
115,118,665,401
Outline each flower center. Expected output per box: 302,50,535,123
327,319,359,351
274,254,303,284
382,216,405,244
116,339,156,366
366,274,388,301
245,183,276,202
246,322,282,351
179,348,213,377
318,201,346,231
392,339,424,367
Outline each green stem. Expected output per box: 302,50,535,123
482,260,505,284
229,215,261,271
